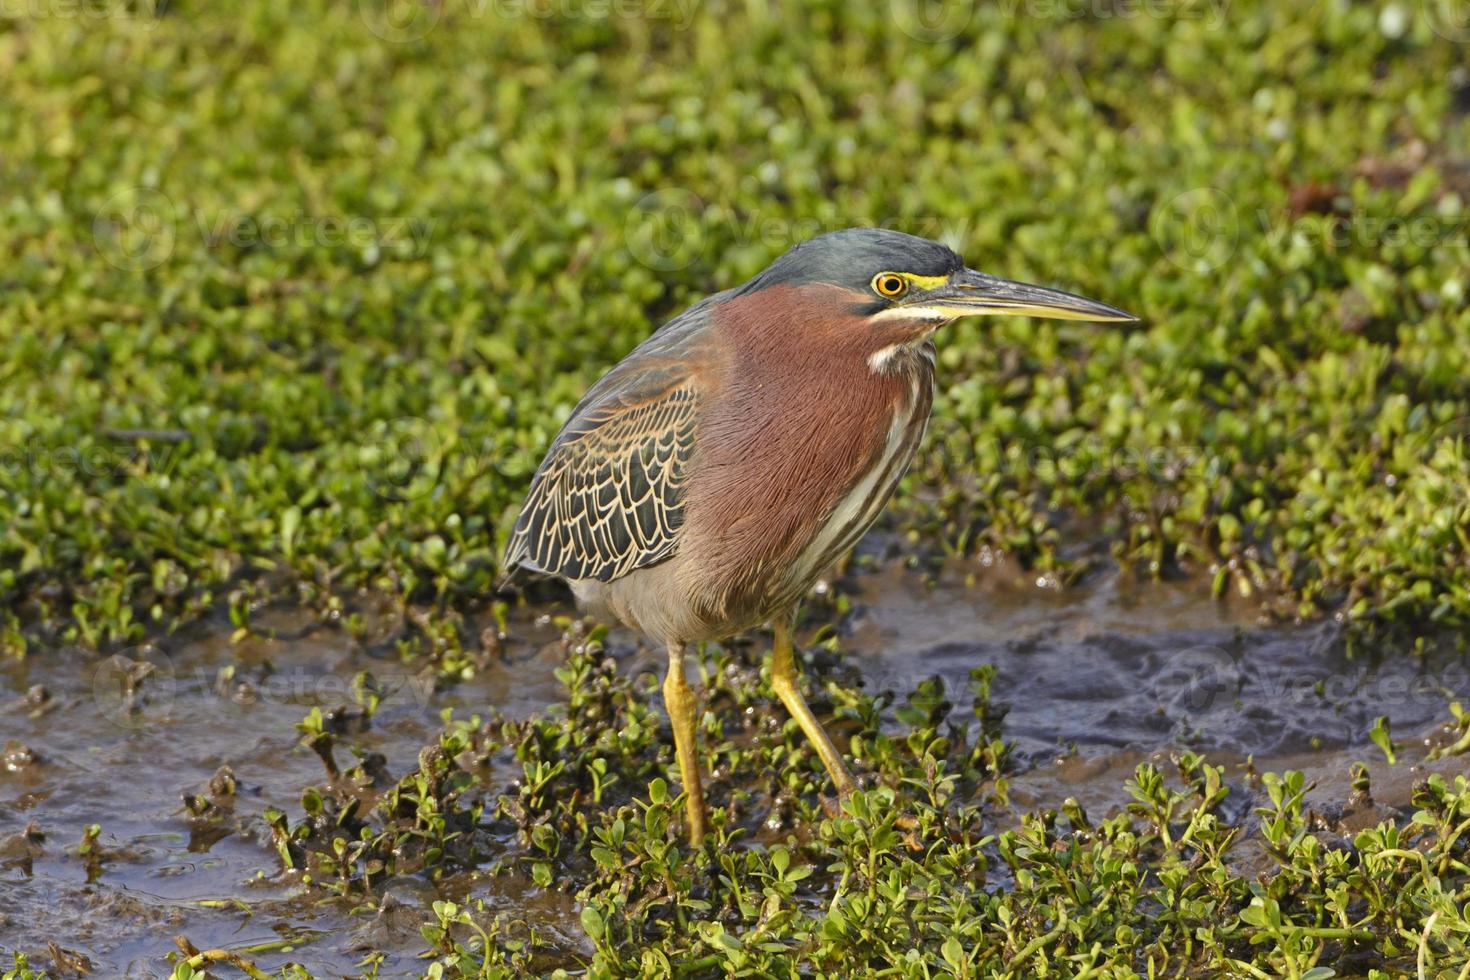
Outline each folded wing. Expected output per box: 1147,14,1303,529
505,363,700,583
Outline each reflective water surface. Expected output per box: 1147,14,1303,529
2,557,1465,975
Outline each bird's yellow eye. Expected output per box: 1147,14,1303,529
873,273,907,298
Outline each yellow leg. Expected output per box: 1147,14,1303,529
770,611,857,797
663,643,707,846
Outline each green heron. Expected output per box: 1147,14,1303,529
504,228,1135,844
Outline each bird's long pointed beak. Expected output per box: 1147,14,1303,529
923,268,1138,322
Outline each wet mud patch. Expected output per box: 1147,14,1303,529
0,605,580,975
844,560,1468,764
1,559,1467,974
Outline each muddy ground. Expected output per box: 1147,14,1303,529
3,557,1466,975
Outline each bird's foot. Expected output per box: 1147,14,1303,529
817,793,847,821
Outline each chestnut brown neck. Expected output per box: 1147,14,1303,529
682,283,934,620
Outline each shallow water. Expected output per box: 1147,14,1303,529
2,559,1466,975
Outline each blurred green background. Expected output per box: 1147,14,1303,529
1,0,1467,651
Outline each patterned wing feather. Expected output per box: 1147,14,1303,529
505,380,699,582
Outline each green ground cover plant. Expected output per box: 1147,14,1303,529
3,0,1469,975
1,0,1467,653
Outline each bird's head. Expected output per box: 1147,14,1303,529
742,228,1137,370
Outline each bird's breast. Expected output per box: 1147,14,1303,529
777,362,932,600
681,348,934,628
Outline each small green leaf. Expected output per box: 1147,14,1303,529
1369,716,1397,765
580,905,606,942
